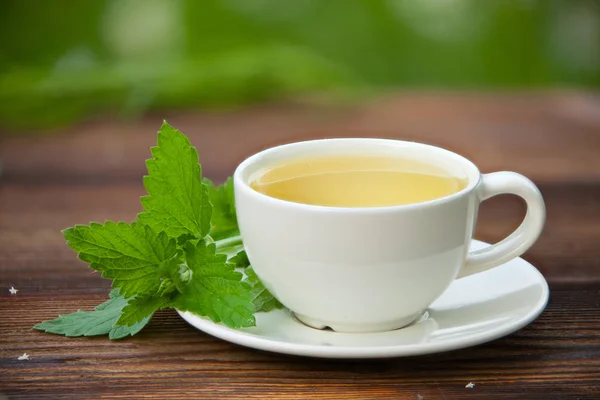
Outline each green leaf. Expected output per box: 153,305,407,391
139,121,211,239
203,177,238,239
109,318,151,340
63,222,179,298
116,295,169,327
176,233,197,246
229,250,250,268
172,241,255,328
33,289,153,340
245,266,283,313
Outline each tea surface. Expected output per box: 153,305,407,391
250,155,467,207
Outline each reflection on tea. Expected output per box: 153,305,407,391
250,155,467,207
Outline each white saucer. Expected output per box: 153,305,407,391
177,240,549,359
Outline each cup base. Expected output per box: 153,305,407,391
293,312,423,333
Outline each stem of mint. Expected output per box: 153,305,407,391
214,235,242,251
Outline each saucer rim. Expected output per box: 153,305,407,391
177,240,550,359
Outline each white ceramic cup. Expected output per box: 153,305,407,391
234,139,545,333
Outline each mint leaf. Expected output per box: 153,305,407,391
229,250,250,268
109,319,151,340
227,249,281,312
173,241,255,328
139,121,211,239
117,295,169,327
245,266,283,313
204,177,238,239
33,290,153,339
63,222,179,298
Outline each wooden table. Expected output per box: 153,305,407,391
1,93,599,399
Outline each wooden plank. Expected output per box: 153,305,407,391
1,93,600,399
1,92,599,184
0,289,598,399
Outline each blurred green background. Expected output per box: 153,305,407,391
0,0,598,131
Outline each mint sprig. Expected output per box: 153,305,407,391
34,121,281,339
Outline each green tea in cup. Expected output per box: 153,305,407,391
250,155,467,207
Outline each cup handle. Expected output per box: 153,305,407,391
458,172,546,279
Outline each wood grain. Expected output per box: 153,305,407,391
1,289,599,399
2,92,600,184
1,92,600,399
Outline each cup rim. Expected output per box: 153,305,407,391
234,138,481,212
